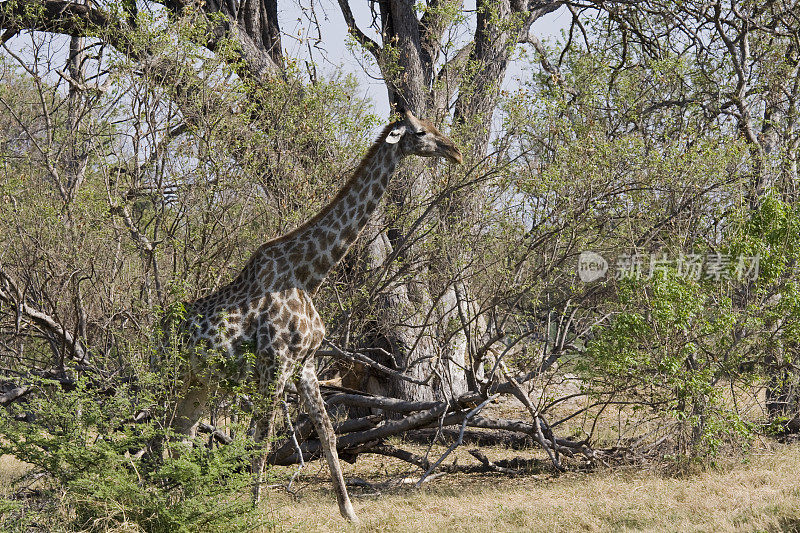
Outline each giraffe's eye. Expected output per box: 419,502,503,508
415,130,426,136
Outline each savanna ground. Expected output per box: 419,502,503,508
1,441,799,532
3,384,797,532
259,387,799,533
254,439,800,533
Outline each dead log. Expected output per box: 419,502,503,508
326,392,443,413
267,390,593,467
198,422,233,445
364,443,431,470
270,414,382,463
268,401,449,465
0,384,30,406
404,428,534,449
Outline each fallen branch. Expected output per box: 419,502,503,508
265,388,593,467
416,394,498,487
367,443,431,470
500,362,564,471
268,400,450,465
326,392,442,413
405,427,534,449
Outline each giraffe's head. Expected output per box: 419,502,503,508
385,110,463,164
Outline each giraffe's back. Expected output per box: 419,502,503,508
180,283,325,384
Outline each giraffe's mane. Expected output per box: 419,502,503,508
263,122,398,248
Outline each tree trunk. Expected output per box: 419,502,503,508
335,0,563,402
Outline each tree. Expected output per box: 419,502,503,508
0,0,570,403
561,0,800,431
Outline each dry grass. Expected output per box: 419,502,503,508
262,443,800,533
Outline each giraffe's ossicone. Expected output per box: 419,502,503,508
170,110,462,522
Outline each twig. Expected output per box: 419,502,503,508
467,449,520,475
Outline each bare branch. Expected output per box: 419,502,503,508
336,0,382,66
520,31,579,97
415,393,498,486
319,341,433,385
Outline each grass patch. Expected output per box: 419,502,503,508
2,439,798,532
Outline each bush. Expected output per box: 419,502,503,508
0,370,266,532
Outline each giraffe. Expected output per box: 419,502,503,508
170,110,462,522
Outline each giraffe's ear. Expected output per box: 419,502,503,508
385,125,406,144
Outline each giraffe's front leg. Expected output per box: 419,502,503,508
171,377,209,440
251,356,291,504
144,375,209,466
297,359,358,522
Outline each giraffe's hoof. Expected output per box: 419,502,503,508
341,502,358,522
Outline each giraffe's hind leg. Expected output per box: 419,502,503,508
297,359,358,522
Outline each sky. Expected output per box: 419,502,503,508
277,1,573,119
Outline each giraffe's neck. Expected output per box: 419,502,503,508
277,132,402,293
